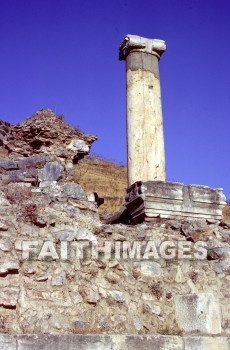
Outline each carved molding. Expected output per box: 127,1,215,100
119,34,166,61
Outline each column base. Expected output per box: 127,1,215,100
125,181,226,223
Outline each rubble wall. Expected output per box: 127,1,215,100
0,110,229,349
0,204,229,336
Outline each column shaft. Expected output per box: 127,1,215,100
126,51,165,185
119,35,166,186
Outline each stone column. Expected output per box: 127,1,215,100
119,35,166,186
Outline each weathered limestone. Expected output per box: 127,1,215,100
175,293,222,334
119,35,166,185
184,336,229,350
17,334,112,350
125,181,226,222
0,334,17,350
0,334,229,350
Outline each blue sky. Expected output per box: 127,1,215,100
0,0,229,199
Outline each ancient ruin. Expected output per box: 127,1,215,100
119,35,166,185
119,35,226,223
0,36,229,350
125,181,226,223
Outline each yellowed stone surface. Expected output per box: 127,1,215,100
126,68,165,185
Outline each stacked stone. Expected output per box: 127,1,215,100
6,108,97,158
0,120,11,147
0,110,100,236
0,108,98,184
0,110,101,331
0,210,229,337
125,181,226,223
0,108,97,182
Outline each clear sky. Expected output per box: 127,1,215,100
0,0,229,199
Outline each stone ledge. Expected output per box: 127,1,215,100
125,181,226,223
0,334,229,350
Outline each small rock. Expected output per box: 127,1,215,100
105,271,120,284
217,227,230,242
0,287,19,307
67,139,89,153
75,228,97,242
36,274,49,282
181,222,194,236
133,261,161,281
189,227,213,242
142,293,155,301
136,230,146,240
170,221,182,230
0,261,19,275
207,246,230,260
51,291,65,301
0,195,11,206
112,233,126,241
97,260,107,269
0,221,8,231
52,276,63,286
108,290,126,303
17,155,54,170
64,204,80,215
71,291,83,304
61,183,86,200
211,259,230,274
41,182,62,198
73,320,86,329
98,287,107,298
31,188,42,193
0,158,18,171
219,221,230,229
111,314,126,323
98,319,106,329
206,218,219,224
54,229,76,241
192,220,208,230
79,286,100,304
143,302,161,315
175,266,186,283
4,169,38,183
0,240,12,251
39,181,57,188
24,267,36,276
133,315,143,331
108,261,119,268
32,215,47,227
38,161,64,181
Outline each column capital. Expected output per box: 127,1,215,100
119,34,166,61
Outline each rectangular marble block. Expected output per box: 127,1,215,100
125,181,226,223
0,334,229,350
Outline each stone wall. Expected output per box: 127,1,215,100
0,110,229,349
0,108,97,169
0,212,229,335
